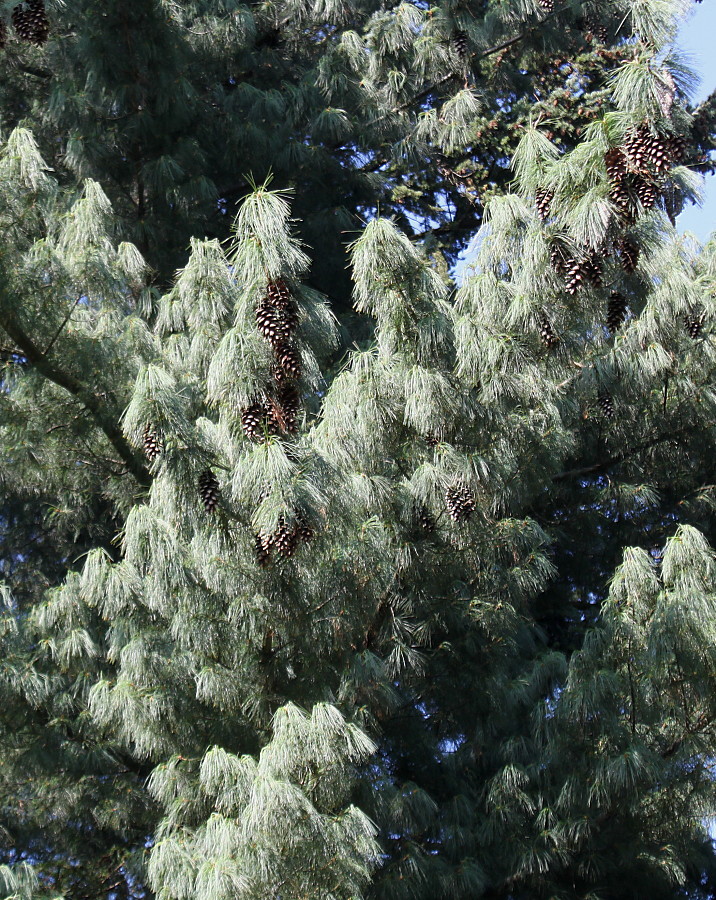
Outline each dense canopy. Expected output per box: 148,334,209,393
1,1,716,899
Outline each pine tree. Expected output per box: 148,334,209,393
0,0,715,899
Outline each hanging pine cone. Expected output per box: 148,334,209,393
535,188,554,222
633,174,658,210
669,135,687,163
12,0,48,44
624,124,652,172
582,252,603,287
684,311,706,339
255,300,295,349
273,516,300,558
584,14,608,43
416,504,435,534
241,400,279,442
604,148,629,183
606,292,628,333
645,132,674,175
275,344,302,379
276,383,300,433
295,513,314,544
597,393,615,419
0,20,6,48
564,255,596,295
254,532,273,567
453,30,468,59
662,184,684,225
198,469,221,512
142,424,163,461
538,314,559,348
446,481,476,523
549,243,569,277
615,236,639,273
267,279,293,309
241,401,266,442
609,178,637,221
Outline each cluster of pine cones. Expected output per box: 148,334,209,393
249,278,313,565
533,121,697,350
242,279,302,442
255,513,314,567
0,0,49,47
605,124,685,223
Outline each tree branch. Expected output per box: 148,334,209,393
553,430,690,483
0,313,151,488
43,294,83,356
362,2,573,134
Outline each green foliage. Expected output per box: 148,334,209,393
0,0,715,898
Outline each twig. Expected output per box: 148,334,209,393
42,294,83,357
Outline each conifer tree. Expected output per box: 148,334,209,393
1,0,716,899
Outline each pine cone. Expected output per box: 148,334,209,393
276,383,300,433
198,469,220,512
241,401,266,442
583,252,603,287
241,400,279,442
273,516,300,558
597,393,615,419
684,311,706,339
606,292,628,333
537,0,555,11
255,300,295,349
254,532,273,567
633,174,658,210
275,344,302,379
584,14,608,43
453,30,468,59
538,313,559,348
0,20,6,48
295,513,314,544
416,504,435,533
604,148,629,183
549,243,569,277
646,132,674,175
142,424,163,461
615,236,639,273
624,125,652,172
12,0,48,44
535,188,554,222
267,279,293,309
669,135,687,163
446,481,476,523
609,178,637,221
564,254,600,294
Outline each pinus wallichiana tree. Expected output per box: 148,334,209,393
1,0,716,898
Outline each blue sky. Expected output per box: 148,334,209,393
676,3,716,241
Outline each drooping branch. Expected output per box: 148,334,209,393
0,312,151,488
